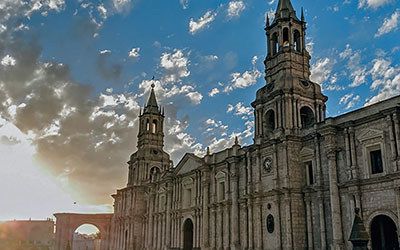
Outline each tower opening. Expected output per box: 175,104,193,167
300,106,315,129
265,109,276,133
73,224,101,250
293,29,301,52
146,119,150,131
272,32,279,55
152,120,158,134
150,167,161,182
283,27,289,47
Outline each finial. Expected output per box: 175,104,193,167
234,136,239,145
301,7,305,21
151,83,155,89
266,14,270,27
206,147,210,155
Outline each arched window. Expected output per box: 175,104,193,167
300,106,315,129
293,30,301,52
152,120,157,134
146,119,150,131
271,33,279,55
265,109,276,132
283,27,289,47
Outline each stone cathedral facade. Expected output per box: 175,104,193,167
109,0,400,249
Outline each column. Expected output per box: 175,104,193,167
166,185,172,248
326,146,344,249
344,128,353,180
284,193,293,249
318,197,327,249
224,206,230,248
388,115,397,161
202,172,210,249
147,194,154,248
293,97,298,129
255,150,261,192
216,206,222,249
396,188,400,233
394,113,400,160
349,127,358,178
210,207,216,248
305,198,314,250
254,199,262,249
247,200,253,249
230,165,240,249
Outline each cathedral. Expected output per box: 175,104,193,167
109,0,400,249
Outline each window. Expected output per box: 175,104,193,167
184,188,192,208
305,161,314,185
146,119,150,131
370,150,383,174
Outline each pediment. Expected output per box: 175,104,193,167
174,153,204,176
357,128,384,141
300,147,314,157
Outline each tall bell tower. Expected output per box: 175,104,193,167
127,83,172,186
252,0,327,144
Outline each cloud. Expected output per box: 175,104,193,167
1,55,16,67
375,10,400,37
112,0,132,13
366,57,400,105
310,58,334,85
208,88,220,97
128,47,140,58
358,0,392,9
180,0,189,9
339,93,360,109
189,10,217,35
160,49,190,82
227,102,252,119
96,50,123,81
224,56,261,92
339,44,367,87
227,1,246,18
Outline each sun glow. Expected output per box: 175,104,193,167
0,117,111,221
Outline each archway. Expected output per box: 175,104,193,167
54,213,112,250
370,215,399,250
300,106,315,129
183,218,194,250
73,224,101,250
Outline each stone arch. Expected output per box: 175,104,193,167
282,27,289,47
150,166,161,182
293,29,301,52
300,106,315,129
271,32,279,55
152,119,158,133
54,213,112,250
368,212,400,249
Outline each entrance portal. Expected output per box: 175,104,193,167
183,218,193,250
370,215,399,250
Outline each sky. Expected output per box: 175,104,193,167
0,0,399,220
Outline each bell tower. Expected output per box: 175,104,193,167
127,83,172,186
252,0,328,143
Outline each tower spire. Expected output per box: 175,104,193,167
144,83,159,114
275,0,298,20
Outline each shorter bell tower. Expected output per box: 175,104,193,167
127,84,172,186
252,0,328,143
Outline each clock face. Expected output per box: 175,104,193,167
263,157,273,173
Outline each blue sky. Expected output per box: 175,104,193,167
0,0,399,219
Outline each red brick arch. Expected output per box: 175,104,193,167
54,213,112,250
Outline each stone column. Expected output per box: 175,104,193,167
166,184,172,248
255,150,261,192
202,171,210,249
396,187,400,237
326,146,344,249
248,199,254,249
210,206,216,249
147,192,154,248
388,115,397,159
230,164,240,249
216,205,223,249
224,205,230,248
349,127,358,178
394,113,400,160
305,198,314,250
240,203,248,249
284,192,293,249
344,128,353,180
254,199,262,249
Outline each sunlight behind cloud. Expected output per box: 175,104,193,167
0,117,111,221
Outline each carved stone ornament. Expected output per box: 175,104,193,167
263,157,273,173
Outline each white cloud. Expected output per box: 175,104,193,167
227,102,252,119
97,4,108,20
375,10,399,37
189,10,217,35
208,88,220,97
128,47,140,58
358,0,391,9
1,55,16,67
339,44,367,87
112,0,132,13
186,91,203,105
340,93,360,109
227,1,246,18
224,56,261,92
180,0,189,9
99,49,111,54
160,49,190,82
310,58,334,85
